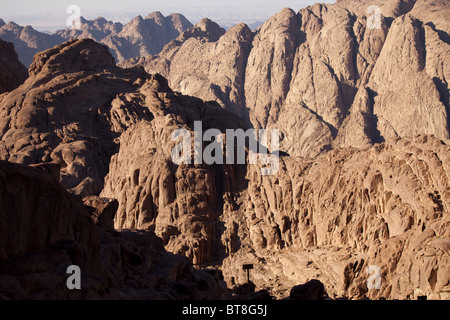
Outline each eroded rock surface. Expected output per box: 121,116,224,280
221,135,449,300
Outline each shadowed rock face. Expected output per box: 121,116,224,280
117,1,449,299
0,0,449,301
0,161,229,300
0,161,99,264
0,40,232,299
0,22,62,68
0,39,27,94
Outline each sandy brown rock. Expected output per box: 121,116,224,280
0,161,99,264
366,13,449,142
83,196,118,231
1,0,449,300
120,19,249,120
1,38,249,268
100,86,247,265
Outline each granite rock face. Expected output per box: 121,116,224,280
0,38,151,197
0,37,247,268
133,0,449,158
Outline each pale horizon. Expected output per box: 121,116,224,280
0,0,336,31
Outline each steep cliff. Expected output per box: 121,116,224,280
0,39,28,94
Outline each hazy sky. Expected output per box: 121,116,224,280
1,1,336,16
0,0,336,30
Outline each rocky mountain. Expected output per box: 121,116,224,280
0,12,193,66
129,0,449,159
0,38,238,300
0,39,28,94
0,0,449,301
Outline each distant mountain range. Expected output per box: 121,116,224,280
0,12,193,66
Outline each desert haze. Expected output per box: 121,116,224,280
0,0,449,301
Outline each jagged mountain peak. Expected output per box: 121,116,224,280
176,17,226,43
2,21,22,32
145,11,165,21
93,16,108,23
29,38,116,76
127,14,145,27
133,0,449,157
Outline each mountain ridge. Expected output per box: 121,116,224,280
0,11,193,66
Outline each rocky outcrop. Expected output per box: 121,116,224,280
0,38,152,197
100,88,247,266
289,279,327,300
121,19,251,122
0,161,99,264
0,38,247,267
83,196,118,231
0,39,27,94
0,21,61,67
